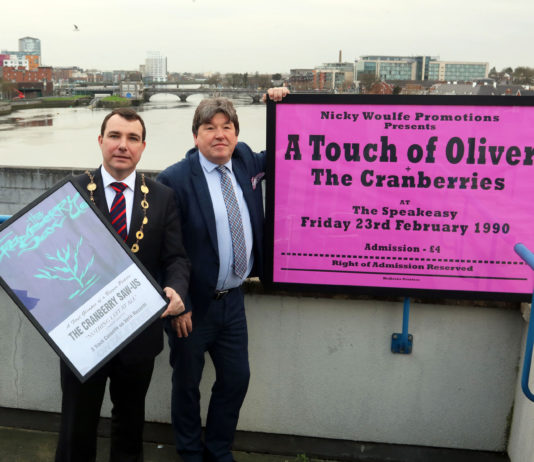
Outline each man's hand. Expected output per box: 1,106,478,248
263,87,290,103
160,287,185,318
171,311,193,338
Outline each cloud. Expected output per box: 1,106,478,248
2,0,533,72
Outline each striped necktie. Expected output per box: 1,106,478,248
110,182,128,241
216,166,247,278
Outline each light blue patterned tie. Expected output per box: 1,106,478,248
216,166,247,278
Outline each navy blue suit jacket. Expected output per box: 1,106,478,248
157,142,265,321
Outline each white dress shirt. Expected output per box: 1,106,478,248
100,166,136,235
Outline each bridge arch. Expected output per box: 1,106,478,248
146,92,181,102
142,87,264,104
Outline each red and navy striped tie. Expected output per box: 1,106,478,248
110,182,128,241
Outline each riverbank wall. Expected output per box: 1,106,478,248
0,96,141,114
1,166,533,461
0,102,11,115
0,96,96,115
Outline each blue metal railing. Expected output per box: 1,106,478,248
391,297,413,354
0,215,9,224
514,243,534,402
391,244,534,402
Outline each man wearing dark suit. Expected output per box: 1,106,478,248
55,108,190,462
157,89,287,462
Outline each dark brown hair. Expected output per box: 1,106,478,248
100,108,146,141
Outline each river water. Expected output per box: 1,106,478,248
0,94,268,171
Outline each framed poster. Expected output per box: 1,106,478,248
265,94,534,301
0,178,168,382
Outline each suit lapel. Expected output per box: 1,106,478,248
233,157,259,230
233,161,253,208
233,155,264,267
191,152,219,255
91,169,111,220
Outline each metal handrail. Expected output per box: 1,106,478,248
514,243,534,402
0,215,10,224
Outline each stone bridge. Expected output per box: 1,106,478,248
143,86,265,103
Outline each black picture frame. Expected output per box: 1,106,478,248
0,177,168,382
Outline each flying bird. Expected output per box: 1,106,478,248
73,24,79,32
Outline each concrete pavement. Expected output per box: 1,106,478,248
0,426,335,462
0,407,511,462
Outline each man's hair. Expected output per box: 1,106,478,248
192,98,239,136
100,108,146,141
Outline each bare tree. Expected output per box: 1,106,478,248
512,67,534,85
358,72,379,94
0,79,16,100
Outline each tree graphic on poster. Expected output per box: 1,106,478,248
34,237,100,300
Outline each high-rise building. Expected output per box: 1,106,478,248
19,37,41,54
144,51,167,82
355,55,488,82
18,37,41,66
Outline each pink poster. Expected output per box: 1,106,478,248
267,96,534,300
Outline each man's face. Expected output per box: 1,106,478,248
98,114,146,180
193,112,238,165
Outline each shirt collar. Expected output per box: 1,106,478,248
100,165,136,191
198,151,233,174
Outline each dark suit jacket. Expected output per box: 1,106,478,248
74,168,190,363
157,142,265,321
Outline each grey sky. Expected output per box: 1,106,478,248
3,0,532,73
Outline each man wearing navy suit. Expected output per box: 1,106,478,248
158,89,287,462
56,108,190,462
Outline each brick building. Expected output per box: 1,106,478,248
1,66,53,97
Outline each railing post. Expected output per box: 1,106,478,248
514,243,534,402
391,297,413,354
521,294,534,402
